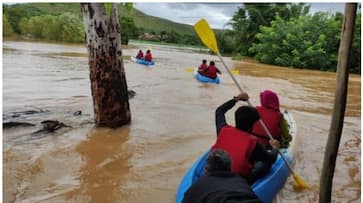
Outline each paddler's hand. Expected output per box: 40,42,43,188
269,139,280,149
234,92,249,101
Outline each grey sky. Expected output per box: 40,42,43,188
134,3,346,29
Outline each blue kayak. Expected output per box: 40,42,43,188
176,110,296,203
131,56,155,66
195,73,220,84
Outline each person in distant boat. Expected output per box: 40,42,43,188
197,59,208,74
251,90,292,148
199,61,221,79
182,149,263,203
136,50,144,59
144,49,153,62
212,92,280,184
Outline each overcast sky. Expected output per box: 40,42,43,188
133,3,346,29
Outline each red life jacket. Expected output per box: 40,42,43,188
136,52,143,59
212,125,257,177
202,65,218,79
145,53,152,61
198,63,208,72
251,106,282,145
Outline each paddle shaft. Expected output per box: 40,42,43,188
216,52,296,175
217,52,274,137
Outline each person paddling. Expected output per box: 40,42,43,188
144,49,153,62
199,61,221,79
212,92,280,184
197,59,208,74
251,90,292,148
136,50,144,59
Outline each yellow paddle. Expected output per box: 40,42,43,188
185,67,195,72
194,18,308,190
231,69,239,75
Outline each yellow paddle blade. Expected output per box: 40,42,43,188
231,69,239,75
185,67,194,72
194,19,219,54
292,173,309,189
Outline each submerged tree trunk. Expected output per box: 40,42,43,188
81,3,131,127
319,3,357,203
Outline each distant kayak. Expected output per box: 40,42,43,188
195,72,220,84
131,56,155,66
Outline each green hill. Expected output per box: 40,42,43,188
4,3,196,36
122,8,195,35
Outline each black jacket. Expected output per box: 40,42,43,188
182,171,263,203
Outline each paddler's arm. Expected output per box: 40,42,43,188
215,92,249,136
198,65,204,72
216,68,222,74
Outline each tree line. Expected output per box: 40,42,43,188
2,3,201,46
3,3,361,74
218,3,361,73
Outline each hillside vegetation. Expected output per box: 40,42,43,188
119,7,195,35
3,3,201,45
3,3,361,73
13,3,195,35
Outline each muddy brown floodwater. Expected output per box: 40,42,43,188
3,41,360,203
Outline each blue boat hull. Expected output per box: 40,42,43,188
195,73,220,84
176,110,296,203
131,56,155,66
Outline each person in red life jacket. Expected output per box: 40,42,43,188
182,149,263,203
197,59,208,74
212,92,280,184
199,61,221,79
251,90,292,148
144,49,152,62
135,50,144,59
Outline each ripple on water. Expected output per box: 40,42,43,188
3,41,361,203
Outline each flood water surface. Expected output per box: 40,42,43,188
3,41,361,203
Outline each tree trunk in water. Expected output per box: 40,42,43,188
81,3,131,127
319,3,357,203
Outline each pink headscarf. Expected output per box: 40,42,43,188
260,90,280,111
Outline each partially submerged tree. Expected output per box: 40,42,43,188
81,3,131,127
